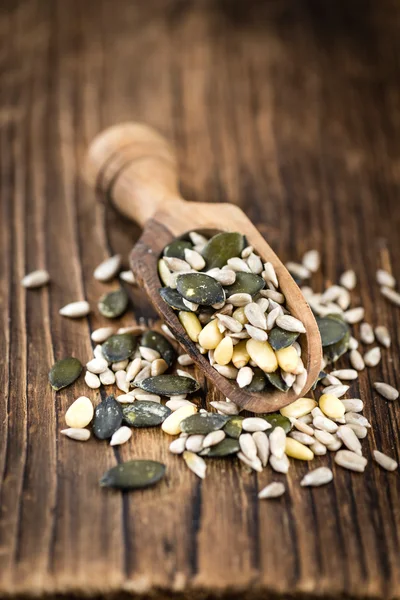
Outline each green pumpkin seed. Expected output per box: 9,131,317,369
201,438,240,457
201,232,245,269
312,370,326,390
93,395,123,439
177,273,224,306
224,272,265,297
261,413,292,435
223,416,244,439
98,288,129,319
163,239,193,260
137,374,200,395
244,368,266,393
324,330,350,363
101,333,137,363
100,459,166,490
141,330,176,367
268,327,300,351
122,401,171,427
49,357,82,390
180,413,229,435
160,287,192,311
316,316,349,347
266,371,289,392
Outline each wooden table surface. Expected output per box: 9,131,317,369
1,1,400,598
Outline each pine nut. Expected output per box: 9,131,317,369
179,311,202,343
162,405,197,435
246,339,278,373
280,397,317,419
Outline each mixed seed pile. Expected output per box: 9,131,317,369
158,231,307,394
23,239,400,494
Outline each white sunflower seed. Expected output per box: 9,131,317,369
169,437,187,454
289,431,314,445
185,434,205,453
213,364,238,379
237,366,254,388
261,289,285,304
348,336,359,350
298,414,313,425
276,315,306,333
91,326,115,343
115,370,129,393
349,350,365,371
210,400,240,415
346,423,368,439
337,425,362,456
359,322,374,344
117,324,147,336
84,371,100,389
177,354,195,366
258,482,285,499
239,433,258,461
86,357,108,374
301,467,333,487
216,314,243,333
112,359,129,371
269,453,290,474
244,303,267,329
228,293,252,307
340,270,357,290
321,285,343,304
380,286,400,306
341,399,364,413
330,369,358,381
139,346,160,362
337,288,351,310
135,393,161,402
373,382,399,401
134,365,151,383
99,368,116,385
321,374,342,386
262,262,279,287
345,412,371,428
247,253,263,274
286,261,310,279
322,384,349,398
281,371,296,388
327,434,343,451
335,450,367,472
21,269,50,288
314,429,336,446
176,369,197,380
115,393,136,404
376,269,396,288
374,325,391,348
207,268,236,285
93,254,121,282
110,426,132,446
373,450,398,472
302,250,320,273
59,301,90,318
203,430,225,448
242,417,271,433
184,248,206,270
252,431,269,466
120,270,136,284
269,427,286,459
61,428,90,441
227,257,251,273
245,324,268,342
266,306,281,330
256,298,270,313
291,418,314,436
343,307,365,324
125,357,143,383
364,346,381,367
313,415,338,433
310,441,327,455
241,245,254,259
293,370,307,395
166,399,196,411
161,324,176,340
163,256,191,272
183,451,207,478
189,231,208,246
237,452,263,472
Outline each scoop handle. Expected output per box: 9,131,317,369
84,123,184,226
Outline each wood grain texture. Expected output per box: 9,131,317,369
0,0,399,597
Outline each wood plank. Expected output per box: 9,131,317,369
0,0,399,597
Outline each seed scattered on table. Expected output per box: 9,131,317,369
21,269,50,288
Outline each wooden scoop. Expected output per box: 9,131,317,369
85,123,322,413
